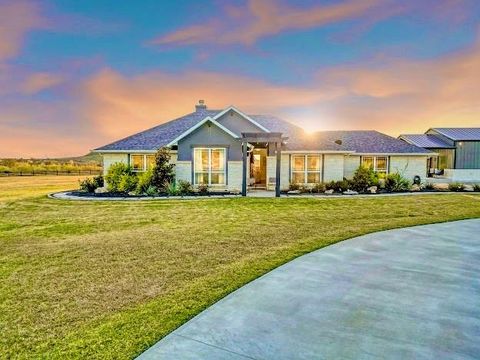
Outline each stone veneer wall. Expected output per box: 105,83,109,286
389,156,427,182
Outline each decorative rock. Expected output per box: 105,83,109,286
464,184,474,192
324,189,334,195
367,186,377,194
287,190,301,195
94,186,108,194
343,190,359,195
411,184,421,192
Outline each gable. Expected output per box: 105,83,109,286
215,109,268,135
177,120,243,161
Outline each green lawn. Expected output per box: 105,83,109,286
1,177,480,359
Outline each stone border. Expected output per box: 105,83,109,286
48,191,241,201
48,190,478,201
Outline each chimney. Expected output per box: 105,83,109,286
195,99,207,112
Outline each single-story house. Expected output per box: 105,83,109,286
93,101,430,195
399,128,480,182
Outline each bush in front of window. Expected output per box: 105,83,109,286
177,180,194,195
105,163,135,192
385,173,411,192
350,165,379,193
118,173,138,193
136,169,154,195
197,184,209,195
151,147,175,192
325,179,350,193
288,182,300,191
311,183,326,193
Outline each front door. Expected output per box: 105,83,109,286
251,148,267,188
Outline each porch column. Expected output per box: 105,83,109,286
242,141,248,196
275,141,281,198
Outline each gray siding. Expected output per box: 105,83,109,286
455,141,480,169
177,121,242,161
216,111,265,136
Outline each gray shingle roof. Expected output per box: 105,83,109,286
94,109,221,151
302,130,430,154
430,128,480,141
399,134,454,148
95,108,429,154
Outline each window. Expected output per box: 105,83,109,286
130,154,156,172
361,156,388,174
131,155,144,171
291,155,321,184
194,148,226,185
146,155,156,170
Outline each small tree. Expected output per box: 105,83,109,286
151,147,175,192
350,165,378,192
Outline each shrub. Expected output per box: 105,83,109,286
145,185,158,196
325,179,350,192
177,180,193,195
448,182,465,192
473,184,480,192
385,173,411,192
165,181,179,196
151,148,175,192
105,163,134,192
424,182,435,191
311,182,325,193
299,184,311,193
79,175,104,193
118,174,138,193
288,183,300,191
350,166,378,192
197,184,209,195
135,169,154,195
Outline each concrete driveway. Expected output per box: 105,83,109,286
138,219,480,360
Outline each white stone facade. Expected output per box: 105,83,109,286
323,154,345,182
102,153,128,175
389,156,427,182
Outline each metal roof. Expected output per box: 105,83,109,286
398,134,454,149
430,128,480,141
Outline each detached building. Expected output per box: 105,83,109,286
399,128,480,182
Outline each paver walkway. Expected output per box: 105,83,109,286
140,219,480,359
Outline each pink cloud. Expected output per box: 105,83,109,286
0,1,47,62
20,72,64,94
151,0,382,46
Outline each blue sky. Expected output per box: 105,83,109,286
1,0,479,157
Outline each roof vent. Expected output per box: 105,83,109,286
335,139,342,145
195,100,207,112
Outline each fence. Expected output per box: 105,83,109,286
0,169,102,177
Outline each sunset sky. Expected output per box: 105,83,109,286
1,0,479,158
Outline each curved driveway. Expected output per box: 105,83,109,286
138,219,480,360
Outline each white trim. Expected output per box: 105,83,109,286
213,106,270,133
284,150,353,154
193,147,227,186
167,117,239,146
355,152,429,156
93,150,177,154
